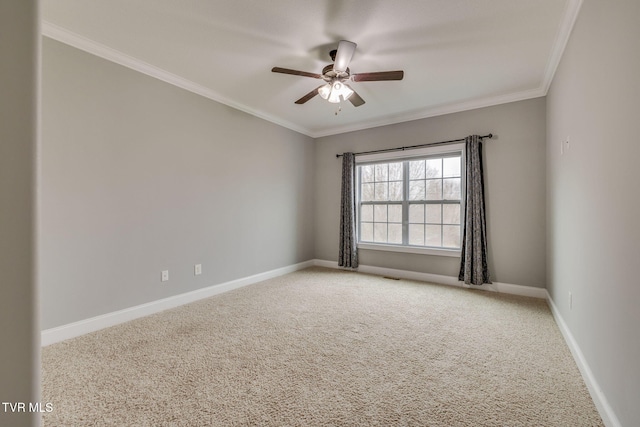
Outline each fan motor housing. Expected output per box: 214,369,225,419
322,64,350,80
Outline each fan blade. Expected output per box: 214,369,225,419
333,40,356,73
272,67,322,79
347,86,365,107
294,86,324,104
352,70,404,82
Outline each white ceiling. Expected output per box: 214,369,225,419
42,0,581,138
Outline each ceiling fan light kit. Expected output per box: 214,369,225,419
319,81,354,103
272,40,404,109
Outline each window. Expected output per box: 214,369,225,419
356,144,464,257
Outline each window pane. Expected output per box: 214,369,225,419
409,224,424,245
374,182,388,201
425,204,442,223
425,158,442,178
443,225,460,248
388,205,402,223
388,224,402,244
375,164,388,182
443,178,460,200
361,183,374,202
374,223,387,243
409,160,425,180
388,162,403,181
443,204,460,224
425,225,442,247
409,204,424,223
425,179,442,200
374,204,387,222
443,156,461,177
360,222,373,242
389,181,403,201
361,165,374,183
360,205,373,222
359,150,463,251
409,180,425,200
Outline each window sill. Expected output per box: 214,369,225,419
357,242,461,257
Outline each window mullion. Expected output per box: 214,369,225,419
402,160,409,245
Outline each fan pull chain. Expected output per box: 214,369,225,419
335,106,342,116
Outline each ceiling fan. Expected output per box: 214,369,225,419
271,40,404,107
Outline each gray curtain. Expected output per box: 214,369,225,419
338,152,358,268
458,135,491,285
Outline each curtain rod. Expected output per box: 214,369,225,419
335,133,493,158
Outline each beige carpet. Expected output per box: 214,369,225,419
42,267,603,426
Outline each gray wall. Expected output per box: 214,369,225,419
40,38,315,329
0,1,40,426
32,3,640,424
546,0,640,425
315,98,547,288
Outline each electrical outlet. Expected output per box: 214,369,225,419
194,264,202,276
569,291,572,310
161,270,169,282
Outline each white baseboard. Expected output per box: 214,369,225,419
40,258,545,346
42,258,617,426
315,259,617,425
41,260,315,347
546,294,621,427
313,259,547,299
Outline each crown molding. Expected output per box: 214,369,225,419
41,21,313,137
309,87,546,138
311,0,584,139
541,0,584,94
42,0,583,140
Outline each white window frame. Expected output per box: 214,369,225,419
355,143,465,258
